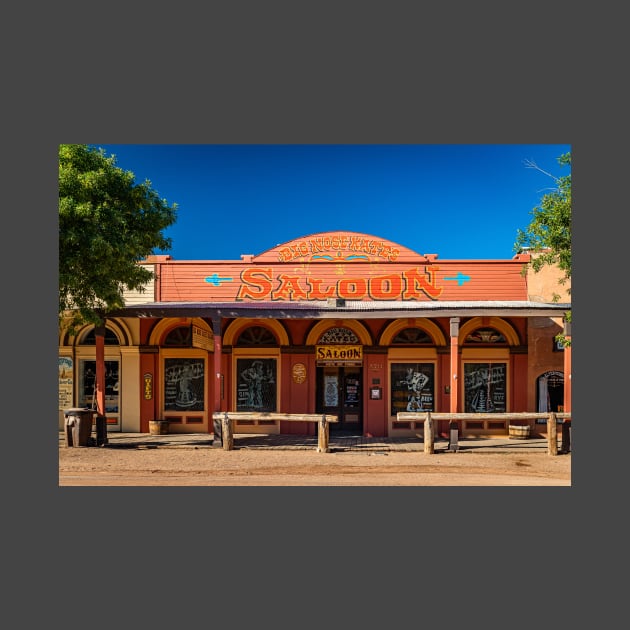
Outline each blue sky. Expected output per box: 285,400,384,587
96,144,571,261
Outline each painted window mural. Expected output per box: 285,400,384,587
464,363,507,413
236,358,277,412
164,358,205,411
390,363,435,415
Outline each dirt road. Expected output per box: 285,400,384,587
59,445,571,486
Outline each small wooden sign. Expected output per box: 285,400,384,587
192,324,213,351
144,373,153,400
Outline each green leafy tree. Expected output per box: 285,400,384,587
59,144,177,331
515,151,571,345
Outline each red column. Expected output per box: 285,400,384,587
213,340,222,411
211,316,223,445
95,326,106,416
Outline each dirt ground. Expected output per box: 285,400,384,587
59,443,571,486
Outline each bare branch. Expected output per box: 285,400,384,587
523,158,559,183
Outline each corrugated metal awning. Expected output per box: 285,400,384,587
111,300,570,320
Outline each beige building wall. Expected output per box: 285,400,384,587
121,264,155,305
120,347,141,431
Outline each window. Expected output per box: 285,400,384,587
463,363,507,413
235,326,278,346
464,328,506,344
81,328,120,345
163,326,192,347
391,327,432,344
163,358,205,411
553,337,565,352
79,360,119,413
390,363,435,415
236,358,277,412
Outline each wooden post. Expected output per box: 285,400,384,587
424,412,434,454
547,412,558,456
317,415,330,453
561,418,571,454
448,419,459,452
222,412,234,451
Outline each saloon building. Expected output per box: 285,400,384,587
58,231,571,438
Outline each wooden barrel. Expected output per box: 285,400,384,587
149,420,169,435
508,425,530,439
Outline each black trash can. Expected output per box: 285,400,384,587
95,415,108,446
64,408,95,447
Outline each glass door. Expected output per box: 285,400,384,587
317,366,362,433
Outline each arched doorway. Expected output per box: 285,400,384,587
147,319,215,434
312,325,367,434
77,325,122,431
537,370,565,413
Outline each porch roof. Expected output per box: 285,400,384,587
112,300,570,320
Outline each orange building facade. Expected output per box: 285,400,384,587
58,231,571,438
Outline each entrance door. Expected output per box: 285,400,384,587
316,366,362,433
537,371,564,413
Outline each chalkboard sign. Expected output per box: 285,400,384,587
164,358,205,411
390,363,435,416
463,363,506,413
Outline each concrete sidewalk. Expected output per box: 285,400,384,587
59,431,567,454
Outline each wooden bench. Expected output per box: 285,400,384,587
397,411,572,455
212,412,338,452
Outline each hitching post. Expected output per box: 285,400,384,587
221,412,234,451
448,419,459,452
547,412,558,456
213,413,223,448
317,414,329,453
424,412,434,454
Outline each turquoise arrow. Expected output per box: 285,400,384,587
204,273,233,286
444,272,470,286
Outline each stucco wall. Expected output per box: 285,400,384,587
526,254,571,303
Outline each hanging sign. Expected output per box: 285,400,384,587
192,324,213,351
